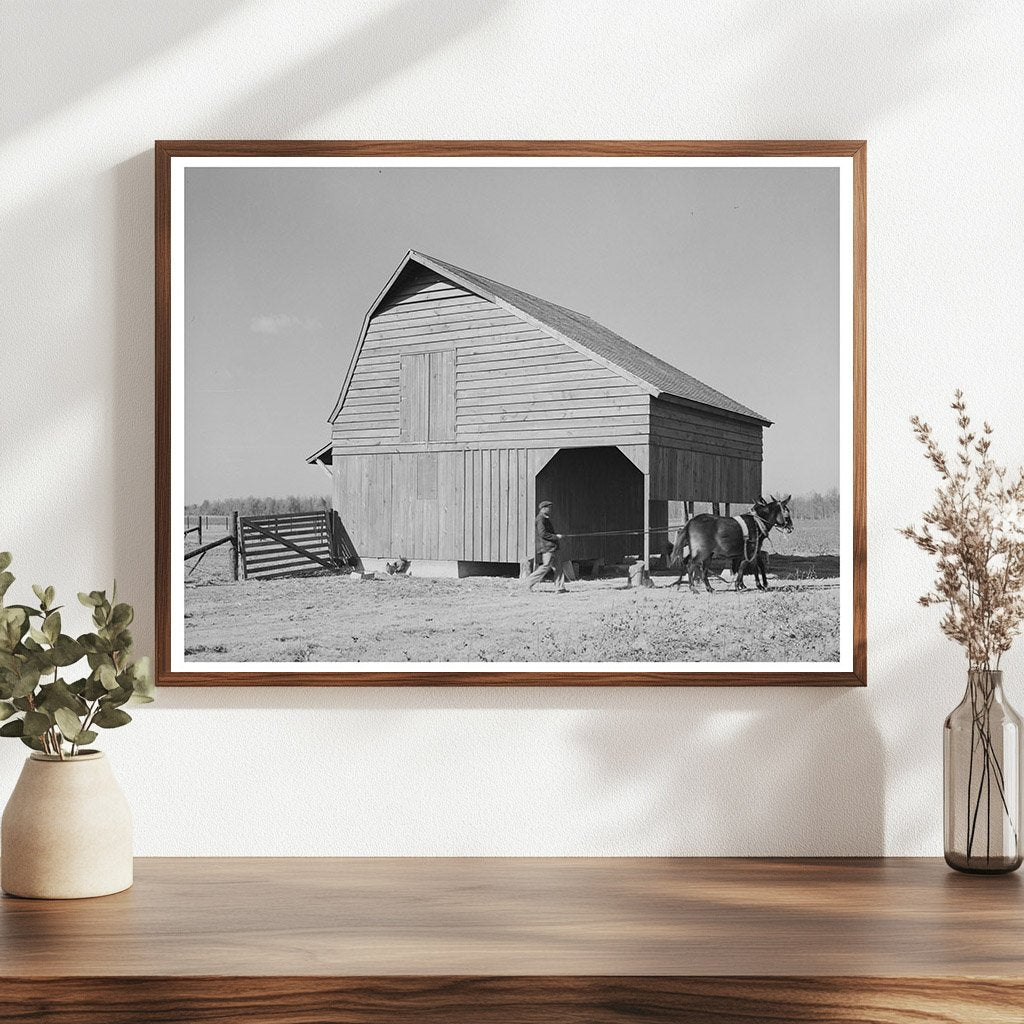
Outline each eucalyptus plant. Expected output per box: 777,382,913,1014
0,553,153,759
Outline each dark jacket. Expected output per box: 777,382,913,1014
535,511,560,553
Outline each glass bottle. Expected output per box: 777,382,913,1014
944,669,1022,873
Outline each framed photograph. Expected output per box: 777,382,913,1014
156,141,865,686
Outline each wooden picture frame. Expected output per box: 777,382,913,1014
156,140,866,686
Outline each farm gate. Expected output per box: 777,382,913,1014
238,511,356,580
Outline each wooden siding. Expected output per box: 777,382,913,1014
649,396,763,461
333,444,652,565
648,396,763,504
334,448,534,563
333,267,650,452
649,444,761,504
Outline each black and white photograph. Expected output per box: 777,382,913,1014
163,148,861,682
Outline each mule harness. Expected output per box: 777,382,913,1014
733,512,769,563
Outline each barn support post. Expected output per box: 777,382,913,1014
724,503,731,516
230,510,239,582
642,471,651,580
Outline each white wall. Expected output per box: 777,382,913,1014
2,0,1022,855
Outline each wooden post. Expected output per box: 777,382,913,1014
711,502,721,516
724,502,731,516
197,517,203,546
642,472,651,575
230,510,239,582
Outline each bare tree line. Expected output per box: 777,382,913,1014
186,494,330,518
787,487,839,520
187,487,838,524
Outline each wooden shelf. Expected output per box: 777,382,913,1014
2,857,1021,1022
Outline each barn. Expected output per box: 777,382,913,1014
307,250,771,576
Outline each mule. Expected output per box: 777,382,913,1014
670,495,793,592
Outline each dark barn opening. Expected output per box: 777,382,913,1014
536,447,643,565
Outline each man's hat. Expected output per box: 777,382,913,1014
538,500,553,510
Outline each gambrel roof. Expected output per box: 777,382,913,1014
328,250,771,426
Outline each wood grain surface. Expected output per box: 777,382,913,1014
2,858,1023,1022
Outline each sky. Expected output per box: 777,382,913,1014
184,165,839,503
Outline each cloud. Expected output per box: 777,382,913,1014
249,314,322,335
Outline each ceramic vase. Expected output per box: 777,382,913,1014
1,751,133,898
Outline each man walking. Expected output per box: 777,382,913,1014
525,499,567,593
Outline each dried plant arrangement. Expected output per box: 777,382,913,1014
903,391,1024,871
903,391,1024,666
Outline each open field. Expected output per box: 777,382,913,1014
182,515,841,664
183,565,839,666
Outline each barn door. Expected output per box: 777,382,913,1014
400,350,454,442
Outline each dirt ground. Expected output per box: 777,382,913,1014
183,549,841,664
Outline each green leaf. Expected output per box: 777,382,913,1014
80,635,112,656
36,678,88,716
28,627,49,646
0,553,11,573
53,707,84,741
92,705,131,729
0,607,27,651
7,604,42,619
11,665,41,699
127,656,155,702
0,718,24,737
49,635,85,668
104,685,132,708
83,675,108,701
19,734,45,752
42,611,60,644
78,592,100,608
32,584,47,608
0,572,14,602
74,730,97,746
0,701,16,721
44,586,55,608
98,663,118,690
110,603,133,629
23,710,51,738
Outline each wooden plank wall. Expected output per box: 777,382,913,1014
333,448,533,563
650,445,761,504
333,267,650,454
649,397,764,504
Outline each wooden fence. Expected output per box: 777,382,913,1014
185,510,356,582
237,511,357,581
